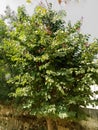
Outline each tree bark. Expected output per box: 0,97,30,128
57,125,69,130
46,118,54,130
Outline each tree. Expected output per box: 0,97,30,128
1,5,98,130
0,19,11,101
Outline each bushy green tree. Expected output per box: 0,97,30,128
1,5,98,130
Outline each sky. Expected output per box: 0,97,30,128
0,0,98,40
65,0,98,39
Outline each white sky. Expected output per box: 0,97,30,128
65,0,98,39
0,0,98,39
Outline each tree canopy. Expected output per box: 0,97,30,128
0,3,98,130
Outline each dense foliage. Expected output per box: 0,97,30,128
0,5,98,120
0,19,10,101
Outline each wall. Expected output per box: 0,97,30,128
0,104,47,130
0,105,98,130
80,108,98,130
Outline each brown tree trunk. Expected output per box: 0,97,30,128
57,125,69,130
46,118,54,130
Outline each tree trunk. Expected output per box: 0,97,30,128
57,125,69,130
46,118,54,130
